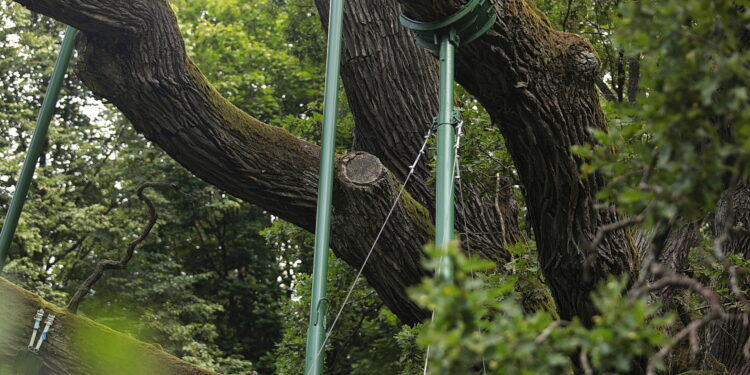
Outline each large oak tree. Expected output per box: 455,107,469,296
2,0,747,373
4,0,637,371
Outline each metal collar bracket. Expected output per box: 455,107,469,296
399,0,497,51
432,108,462,130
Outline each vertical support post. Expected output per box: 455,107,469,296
304,0,344,373
434,33,457,280
0,26,78,272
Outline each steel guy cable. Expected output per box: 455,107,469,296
306,125,433,375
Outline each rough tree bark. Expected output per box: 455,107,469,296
705,184,750,374
312,0,520,263
395,0,637,323
12,0,439,325
0,278,220,375
10,0,633,343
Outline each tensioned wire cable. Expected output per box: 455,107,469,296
419,119,489,374
306,125,434,375
452,125,488,374
422,119,464,374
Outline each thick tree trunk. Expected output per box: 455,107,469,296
395,0,637,323
11,0,635,327
0,278,218,375
313,0,519,263
705,184,750,374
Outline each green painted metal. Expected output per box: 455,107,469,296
434,34,457,280
399,0,496,51
0,26,79,272
401,0,496,281
304,0,345,373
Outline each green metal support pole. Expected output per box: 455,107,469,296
0,26,78,272
304,0,344,373
400,0,495,281
435,33,457,280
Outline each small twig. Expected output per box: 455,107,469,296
646,311,722,375
534,320,568,344
588,159,656,255
580,349,593,375
635,263,728,374
583,208,648,281
589,212,646,253
627,55,641,103
562,0,574,32
595,79,618,102
631,263,722,312
639,148,660,188
66,182,177,313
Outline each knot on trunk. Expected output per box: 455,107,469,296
340,152,385,186
566,42,600,81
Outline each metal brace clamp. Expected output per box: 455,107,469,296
432,108,463,131
313,298,329,326
34,314,55,352
27,309,45,349
399,0,496,51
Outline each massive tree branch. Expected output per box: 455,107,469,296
12,0,438,324
0,278,218,375
13,0,635,326
14,0,149,34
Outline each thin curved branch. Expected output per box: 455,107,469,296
65,182,177,313
596,78,618,102
562,0,575,32
629,263,743,375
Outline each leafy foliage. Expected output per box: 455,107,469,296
3,0,749,373
270,242,412,374
575,0,750,224
412,243,673,374
0,1,300,372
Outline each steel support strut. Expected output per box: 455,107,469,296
304,0,345,373
434,33,457,279
0,26,79,272
400,0,496,279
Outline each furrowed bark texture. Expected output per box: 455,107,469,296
13,0,148,34
653,223,700,317
12,0,435,324
706,184,750,374
313,0,519,262
0,278,219,375
635,222,704,373
395,0,636,324
13,0,634,327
